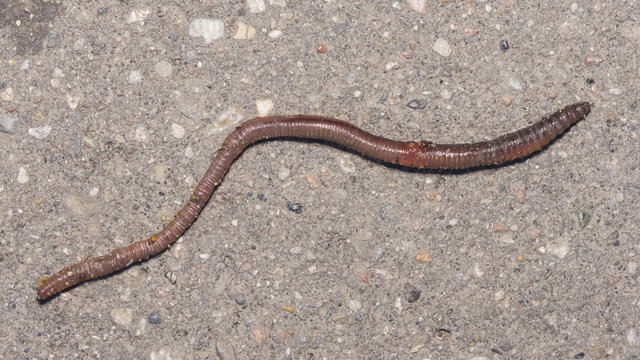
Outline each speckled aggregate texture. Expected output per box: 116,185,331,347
1,1,638,359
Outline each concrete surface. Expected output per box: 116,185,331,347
1,1,639,359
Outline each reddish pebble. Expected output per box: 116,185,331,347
315,43,328,53
358,270,374,283
252,328,267,343
7,106,17,113
187,66,195,75
584,54,604,66
493,222,504,232
515,190,525,204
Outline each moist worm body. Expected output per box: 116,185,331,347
37,102,591,300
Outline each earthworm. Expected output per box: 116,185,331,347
36,102,591,300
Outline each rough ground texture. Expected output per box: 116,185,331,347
1,1,639,359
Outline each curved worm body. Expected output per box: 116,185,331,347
36,102,591,300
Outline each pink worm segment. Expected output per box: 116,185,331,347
37,102,591,300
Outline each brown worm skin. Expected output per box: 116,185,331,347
36,102,591,300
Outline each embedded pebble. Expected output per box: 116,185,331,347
583,54,604,66
287,202,303,214
0,115,19,134
609,88,623,96
0,87,14,101
407,99,426,109
385,61,399,71
233,21,256,40
576,210,592,228
277,167,290,180
189,19,225,44
315,43,328,53
135,318,147,337
65,94,81,110
216,341,237,360
247,0,266,13
234,294,246,305
28,126,52,139
153,164,168,182
432,38,452,57
471,263,485,278
305,173,321,189
206,106,244,135
406,286,421,303
626,327,640,348
252,328,267,343
171,242,184,258
155,61,173,77
199,253,211,260
62,192,104,217
134,125,148,142
255,99,274,116
348,299,362,311
128,70,143,84
548,237,570,259
127,9,151,24
504,74,524,91
150,349,173,360
110,308,133,326
171,123,185,139
166,271,177,284
17,167,29,184
619,20,640,39
184,146,194,158
406,0,427,14
148,310,161,324
499,40,509,52
268,30,283,39
270,0,286,6
338,156,355,173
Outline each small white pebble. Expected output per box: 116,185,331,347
17,167,29,184
184,146,194,158
609,88,623,96
89,187,99,197
199,253,211,260
171,123,185,139
277,167,290,180
432,38,452,57
28,126,52,139
247,0,266,13
189,19,225,44
255,99,274,116
128,70,143,84
471,263,485,278
289,246,302,254
126,9,150,24
268,30,282,38
406,0,427,14
155,61,172,78
231,219,238,226
348,299,362,311
385,61,399,71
